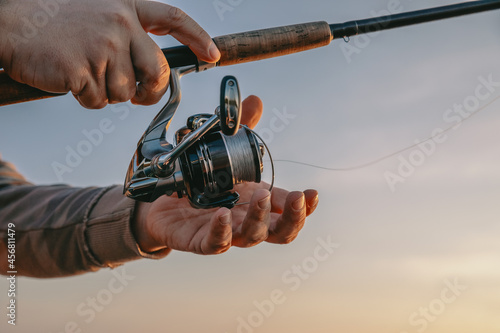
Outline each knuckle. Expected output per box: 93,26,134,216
88,57,107,80
108,93,127,104
149,61,170,85
141,62,169,97
109,7,135,30
212,225,230,241
290,218,304,231
66,73,88,96
76,85,108,109
194,27,209,42
125,85,137,100
288,211,306,228
210,242,231,255
245,230,268,247
280,234,297,245
99,34,122,55
110,83,136,103
205,223,232,254
167,6,187,25
91,30,125,56
87,96,108,109
95,101,108,109
80,98,108,110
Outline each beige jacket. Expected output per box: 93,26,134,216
0,157,168,278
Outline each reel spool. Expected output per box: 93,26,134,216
179,126,263,208
124,67,271,209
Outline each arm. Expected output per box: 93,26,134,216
0,0,211,277
0,160,168,278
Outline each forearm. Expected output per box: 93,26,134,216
0,0,14,69
0,161,169,278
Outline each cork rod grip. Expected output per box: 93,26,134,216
214,21,333,67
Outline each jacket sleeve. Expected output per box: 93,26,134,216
0,157,170,278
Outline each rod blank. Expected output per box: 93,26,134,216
330,0,500,39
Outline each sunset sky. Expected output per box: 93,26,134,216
1,0,500,332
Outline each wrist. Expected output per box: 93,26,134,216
132,202,168,253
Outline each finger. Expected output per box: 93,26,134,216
232,189,271,248
241,95,263,129
267,192,306,244
130,31,170,105
201,208,233,255
135,2,220,63
106,49,137,104
270,187,291,214
4,62,68,93
73,61,108,109
304,189,319,216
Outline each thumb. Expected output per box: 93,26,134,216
241,95,264,129
135,2,220,63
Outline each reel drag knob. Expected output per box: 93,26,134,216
220,76,241,136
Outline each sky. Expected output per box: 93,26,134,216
1,0,500,332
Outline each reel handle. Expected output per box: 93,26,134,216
219,76,241,136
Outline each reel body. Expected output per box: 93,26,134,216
124,67,267,209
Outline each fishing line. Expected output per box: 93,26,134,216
273,95,500,172
234,126,275,207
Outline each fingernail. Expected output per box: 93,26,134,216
258,195,271,210
219,213,231,225
292,195,305,211
209,42,221,61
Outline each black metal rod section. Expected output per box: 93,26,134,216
163,46,198,69
330,0,500,39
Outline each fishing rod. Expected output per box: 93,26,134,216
122,0,500,209
1,0,499,106
4,0,500,209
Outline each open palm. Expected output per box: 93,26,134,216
133,96,319,254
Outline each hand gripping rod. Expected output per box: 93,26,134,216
1,0,499,106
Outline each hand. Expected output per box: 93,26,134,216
132,96,319,254
0,0,219,108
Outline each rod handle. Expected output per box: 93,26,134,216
0,21,333,106
160,21,333,68
214,21,333,67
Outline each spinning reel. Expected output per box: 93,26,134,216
124,66,272,209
